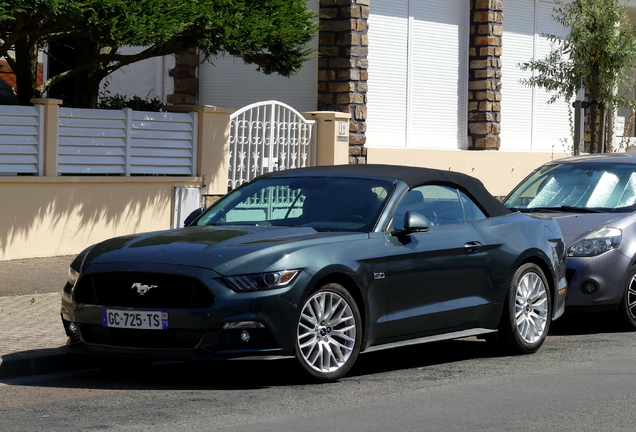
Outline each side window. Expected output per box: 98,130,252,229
392,185,486,229
223,185,303,223
459,191,487,222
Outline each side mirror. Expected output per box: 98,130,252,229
392,211,430,236
183,207,204,227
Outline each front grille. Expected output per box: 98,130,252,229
80,324,214,349
74,272,214,308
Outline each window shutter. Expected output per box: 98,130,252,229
500,0,570,151
366,1,409,148
367,0,468,149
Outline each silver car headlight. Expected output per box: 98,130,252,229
67,245,94,287
568,227,622,257
223,270,301,292
68,266,80,286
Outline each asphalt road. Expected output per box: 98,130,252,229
1,313,635,432
0,255,74,296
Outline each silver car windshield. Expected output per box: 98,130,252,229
196,177,395,232
505,163,636,212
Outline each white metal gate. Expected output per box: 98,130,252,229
228,100,316,190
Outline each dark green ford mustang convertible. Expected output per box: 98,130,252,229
61,165,567,381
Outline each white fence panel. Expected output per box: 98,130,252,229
58,108,127,174
228,100,316,190
0,105,43,175
57,108,196,175
130,111,197,175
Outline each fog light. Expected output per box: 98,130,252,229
223,321,265,329
67,322,78,334
581,281,598,295
240,330,251,343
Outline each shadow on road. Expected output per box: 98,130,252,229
6,312,631,390
549,311,626,335
4,338,500,390
350,338,496,378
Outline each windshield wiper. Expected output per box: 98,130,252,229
515,206,603,213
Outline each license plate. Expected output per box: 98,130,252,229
101,309,169,330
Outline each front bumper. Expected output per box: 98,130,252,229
553,275,567,320
565,249,631,310
60,262,309,361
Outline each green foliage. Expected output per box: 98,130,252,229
519,0,636,152
97,93,163,111
520,0,636,108
0,0,317,107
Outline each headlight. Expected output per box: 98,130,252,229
223,270,300,292
67,245,94,286
68,266,80,286
568,227,622,257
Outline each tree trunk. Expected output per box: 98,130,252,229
13,35,41,105
72,70,104,108
599,104,609,153
71,37,104,108
590,103,598,153
598,104,606,153
589,65,602,153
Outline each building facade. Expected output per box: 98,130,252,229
96,0,636,194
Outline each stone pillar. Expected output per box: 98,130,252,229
302,111,352,166
166,105,235,197
167,48,199,105
318,0,369,163
30,98,62,176
468,0,503,150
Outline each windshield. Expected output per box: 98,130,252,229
504,162,636,213
196,177,395,232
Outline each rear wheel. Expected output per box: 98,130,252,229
499,263,551,354
618,267,636,330
294,283,361,382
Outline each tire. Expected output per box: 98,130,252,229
498,263,552,354
294,283,362,382
618,267,636,331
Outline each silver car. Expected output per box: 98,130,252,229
504,153,636,329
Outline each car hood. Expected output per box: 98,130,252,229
82,226,362,275
542,213,627,246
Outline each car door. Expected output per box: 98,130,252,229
384,185,492,337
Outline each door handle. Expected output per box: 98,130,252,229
464,241,482,254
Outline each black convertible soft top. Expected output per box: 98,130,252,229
264,164,511,218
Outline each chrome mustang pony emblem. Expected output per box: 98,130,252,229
131,282,157,296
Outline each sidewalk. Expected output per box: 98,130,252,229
0,256,89,379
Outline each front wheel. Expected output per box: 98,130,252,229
617,267,636,330
498,263,552,354
294,283,362,382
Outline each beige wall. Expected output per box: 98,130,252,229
0,177,200,261
3,100,563,261
0,101,351,262
367,148,571,197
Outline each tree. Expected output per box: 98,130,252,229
519,0,636,153
0,0,317,107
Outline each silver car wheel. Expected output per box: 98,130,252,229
297,290,357,374
627,275,636,320
514,271,549,344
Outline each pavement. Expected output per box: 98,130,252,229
0,255,89,379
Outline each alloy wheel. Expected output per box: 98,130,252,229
514,271,549,344
297,291,357,374
627,275,636,320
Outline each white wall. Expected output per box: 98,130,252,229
197,0,320,112
99,47,175,104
